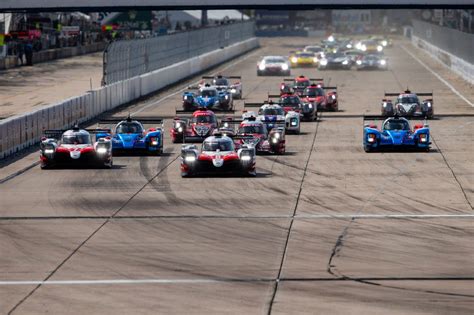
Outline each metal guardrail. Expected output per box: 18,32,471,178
102,21,255,85
412,19,474,64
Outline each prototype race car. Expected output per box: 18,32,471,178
268,93,316,121
97,116,164,155
289,51,318,67
257,56,290,76
356,39,383,53
363,115,431,152
370,36,393,48
381,90,434,118
182,84,233,111
300,83,338,112
303,45,325,59
356,54,388,70
171,108,225,143
318,52,353,70
40,126,113,169
180,134,256,177
200,75,243,99
220,116,286,155
244,101,301,134
282,75,320,96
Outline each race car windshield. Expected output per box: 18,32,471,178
238,125,264,134
213,78,228,86
260,108,285,116
193,115,216,124
116,122,143,134
398,96,419,103
384,120,410,131
326,52,345,58
364,55,379,61
62,134,91,144
264,57,285,63
297,53,313,58
280,97,301,106
304,88,324,97
305,47,322,52
295,80,310,88
201,90,217,97
202,140,234,152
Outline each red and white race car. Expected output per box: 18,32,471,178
180,134,256,177
300,82,338,111
281,75,321,97
170,108,221,143
39,126,113,169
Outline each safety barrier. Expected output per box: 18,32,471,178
0,38,259,159
103,21,255,85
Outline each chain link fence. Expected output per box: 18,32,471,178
412,19,474,64
102,21,255,85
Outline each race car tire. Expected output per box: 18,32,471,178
40,163,51,170
364,145,373,153
103,159,113,169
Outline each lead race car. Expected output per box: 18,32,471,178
257,56,291,76
381,89,434,118
97,116,164,155
363,115,431,152
244,101,301,134
182,84,233,111
180,133,256,177
199,75,243,99
219,116,286,155
40,126,113,169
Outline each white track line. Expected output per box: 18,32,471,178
296,214,474,219
0,278,267,286
401,45,473,107
131,49,260,115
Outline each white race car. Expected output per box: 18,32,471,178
244,101,301,134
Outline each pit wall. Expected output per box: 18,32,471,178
0,37,259,159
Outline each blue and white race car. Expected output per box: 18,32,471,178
183,84,233,111
363,115,431,152
98,116,164,155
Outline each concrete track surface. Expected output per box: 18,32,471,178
0,37,473,314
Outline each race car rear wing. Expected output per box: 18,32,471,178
384,92,433,97
43,128,111,139
202,75,241,79
363,115,428,121
99,117,164,125
283,78,323,82
244,102,268,107
175,109,235,114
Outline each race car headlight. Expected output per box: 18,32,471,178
97,147,107,154
308,103,313,109
328,35,335,42
382,40,388,47
419,134,428,143
177,127,183,133
184,155,196,162
377,45,383,52
241,155,251,161
273,132,281,139
223,122,229,128
291,119,298,126
379,59,386,65
281,63,289,70
331,95,336,100
383,103,387,107
367,134,376,143
361,45,367,51
230,88,237,93
291,57,298,63
346,44,353,49
44,148,54,154
214,100,220,105
258,63,266,71
225,95,229,100
356,60,362,65
313,57,318,63
320,59,328,66
342,60,349,65
427,102,432,107
150,137,159,146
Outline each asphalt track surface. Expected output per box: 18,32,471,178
0,37,473,314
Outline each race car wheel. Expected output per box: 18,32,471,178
103,159,113,169
40,162,51,170
364,145,373,153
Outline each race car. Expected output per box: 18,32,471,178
344,50,366,63
289,51,318,67
356,39,383,53
370,36,393,48
182,84,233,111
244,101,301,134
200,75,243,99
282,75,321,96
40,126,113,169
303,45,325,59
356,54,388,70
318,52,353,70
300,83,338,112
220,116,286,155
363,115,431,152
97,116,164,155
381,90,434,118
269,93,316,121
180,133,256,177
171,108,224,143
257,56,290,76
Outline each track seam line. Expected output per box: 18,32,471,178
7,153,179,315
267,113,321,315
